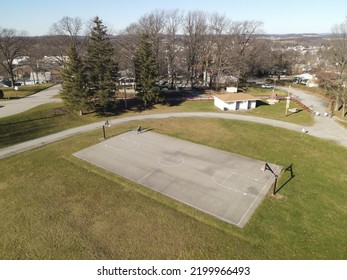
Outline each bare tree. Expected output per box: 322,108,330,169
116,10,266,91
0,27,28,88
319,18,347,117
26,44,44,84
205,13,232,89
50,16,84,43
116,23,142,76
227,20,263,83
117,10,167,78
138,10,167,76
183,11,208,88
269,42,299,78
248,38,272,77
165,9,183,88
48,16,86,66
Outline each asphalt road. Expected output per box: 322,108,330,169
277,85,347,148
278,85,329,115
0,84,62,118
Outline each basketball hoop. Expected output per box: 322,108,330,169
261,162,279,195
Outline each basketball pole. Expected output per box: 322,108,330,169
263,163,278,195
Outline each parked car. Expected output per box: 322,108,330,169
261,83,274,89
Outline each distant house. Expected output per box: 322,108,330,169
293,73,318,87
29,72,52,83
226,86,238,93
119,77,135,86
214,94,259,111
12,56,29,65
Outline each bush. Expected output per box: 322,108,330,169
0,89,4,99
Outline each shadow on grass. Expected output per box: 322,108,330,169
274,163,295,194
94,98,152,117
0,113,68,127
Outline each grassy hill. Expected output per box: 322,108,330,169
0,116,345,259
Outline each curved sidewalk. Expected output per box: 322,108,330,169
277,86,347,147
0,84,62,118
1,112,346,160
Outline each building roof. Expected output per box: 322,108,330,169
214,93,259,102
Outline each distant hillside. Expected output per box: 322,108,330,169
258,33,335,45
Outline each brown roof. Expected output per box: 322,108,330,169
214,93,259,102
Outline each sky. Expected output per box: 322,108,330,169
1,0,347,35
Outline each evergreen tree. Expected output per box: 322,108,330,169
134,34,161,107
85,16,119,113
60,43,90,115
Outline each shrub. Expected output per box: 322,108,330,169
0,89,4,98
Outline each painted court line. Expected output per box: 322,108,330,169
74,131,281,228
237,165,281,227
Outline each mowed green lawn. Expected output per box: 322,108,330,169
0,103,100,148
1,84,53,99
0,99,313,149
0,117,346,259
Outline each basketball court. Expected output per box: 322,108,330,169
74,131,281,227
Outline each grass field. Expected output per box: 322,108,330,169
0,103,97,148
242,85,288,97
0,117,346,260
0,99,313,149
0,84,53,99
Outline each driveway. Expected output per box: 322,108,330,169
278,85,347,147
277,85,329,115
0,84,62,118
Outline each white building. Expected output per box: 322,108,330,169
293,73,319,87
12,56,29,65
29,72,52,83
226,86,238,93
214,94,259,111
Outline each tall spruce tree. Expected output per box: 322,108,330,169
60,43,90,115
134,34,161,107
85,16,119,113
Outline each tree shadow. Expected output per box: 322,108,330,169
274,163,295,194
161,87,206,107
95,87,208,116
0,113,67,127
94,98,144,117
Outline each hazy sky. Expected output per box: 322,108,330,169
1,0,346,35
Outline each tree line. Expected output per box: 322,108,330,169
1,10,347,117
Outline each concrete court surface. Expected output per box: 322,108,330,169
74,131,282,227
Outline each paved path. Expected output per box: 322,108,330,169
1,85,346,159
278,85,329,114
1,111,346,160
0,84,62,118
277,86,347,148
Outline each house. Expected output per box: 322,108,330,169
29,72,52,83
119,77,135,86
214,93,259,111
226,86,238,93
293,73,318,87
